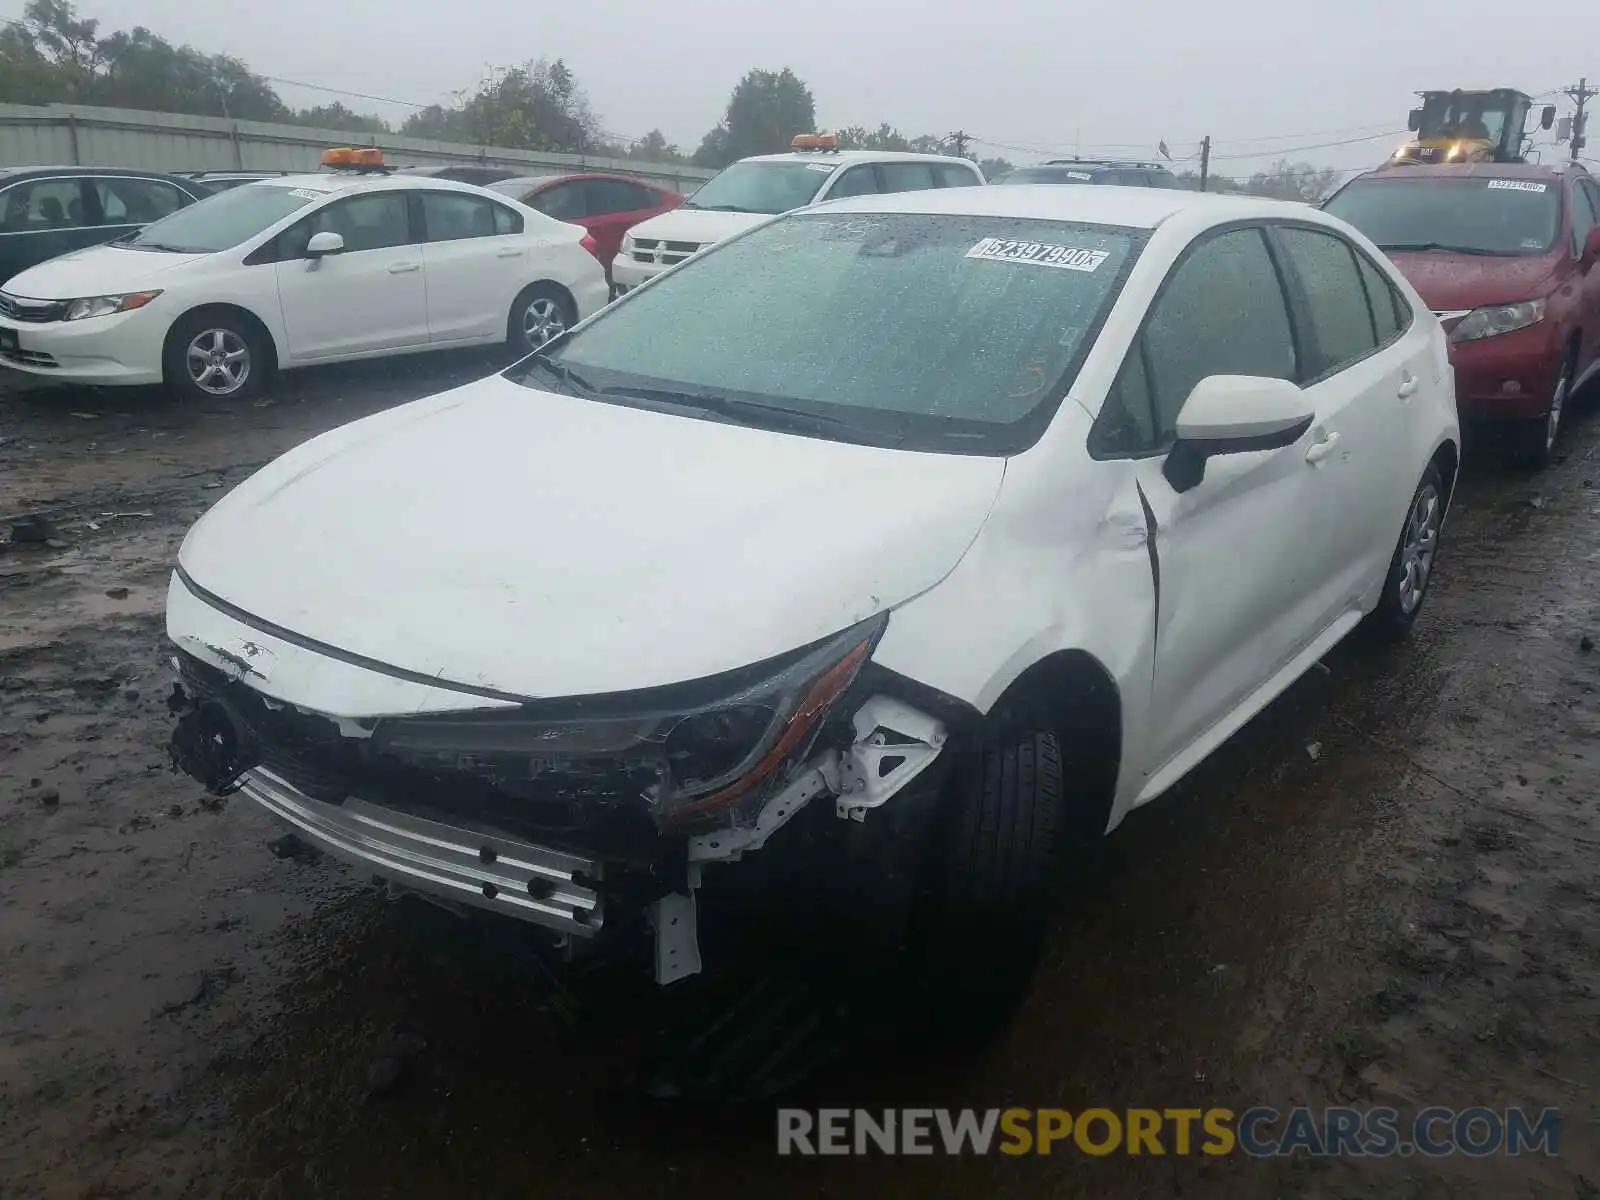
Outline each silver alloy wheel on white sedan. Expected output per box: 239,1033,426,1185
521,296,568,349
1396,480,1442,615
186,328,251,397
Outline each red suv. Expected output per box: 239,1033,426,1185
489,173,683,285
1323,162,1600,466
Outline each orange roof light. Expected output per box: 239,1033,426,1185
791,131,839,152
320,146,384,169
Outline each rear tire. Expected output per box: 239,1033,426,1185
1363,462,1445,643
162,310,265,403
507,284,574,356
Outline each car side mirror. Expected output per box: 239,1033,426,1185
1585,227,1600,267
1161,375,1315,494
1541,105,1557,131
304,230,344,259
1407,108,1423,132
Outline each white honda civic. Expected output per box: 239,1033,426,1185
164,184,1459,1016
0,158,608,401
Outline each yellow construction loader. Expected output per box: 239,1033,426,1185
1389,89,1556,166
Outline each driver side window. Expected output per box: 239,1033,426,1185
277,194,412,259
1091,226,1298,456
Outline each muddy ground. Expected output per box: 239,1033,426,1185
2,355,1598,1199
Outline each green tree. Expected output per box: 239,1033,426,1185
1238,159,1338,202
628,128,683,162
693,67,815,168
290,102,389,135
978,155,1013,178
401,59,599,152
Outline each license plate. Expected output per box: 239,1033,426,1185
0,327,18,355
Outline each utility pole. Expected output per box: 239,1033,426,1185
1199,135,1211,192
1567,78,1595,162
948,130,971,159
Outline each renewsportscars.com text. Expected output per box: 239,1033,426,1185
776,1106,1561,1157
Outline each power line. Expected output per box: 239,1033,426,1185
1210,128,1407,161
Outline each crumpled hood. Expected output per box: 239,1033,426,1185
4,243,210,299
1386,249,1561,311
177,374,1005,700
627,207,769,247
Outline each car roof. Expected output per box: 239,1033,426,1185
245,171,506,197
738,150,979,167
812,183,1300,230
496,172,662,188
0,165,197,181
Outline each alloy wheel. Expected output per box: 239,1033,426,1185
1397,482,1442,615
185,328,251,397
522,297,567,349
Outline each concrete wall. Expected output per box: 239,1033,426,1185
0,102,714,193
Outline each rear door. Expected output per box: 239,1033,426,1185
418,190,529,343
581,179,659,267
875,162,938,195
0,177,94,284
272,191,428,359
1270,223,1419,607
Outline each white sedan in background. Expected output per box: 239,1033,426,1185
0,169,608,401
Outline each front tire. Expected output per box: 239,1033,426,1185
1512,354,1572,469
507,285,574,355
1364,462,1445,643
163,311,264,403
916,730,1065,1032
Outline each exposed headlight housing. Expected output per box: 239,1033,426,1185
1449,297,1546,343
63,290,162,321
371,613,887,829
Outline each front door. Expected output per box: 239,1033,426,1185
273,192,427,360
1093,225,1332,778
0,177,93,286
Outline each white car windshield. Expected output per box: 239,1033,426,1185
682,161,833,214
1323,176,1561,256
123,184,321,253
516,211,1143,454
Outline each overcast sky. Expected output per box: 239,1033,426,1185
18,0,1600,174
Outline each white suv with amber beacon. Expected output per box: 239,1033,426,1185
610,134,984,293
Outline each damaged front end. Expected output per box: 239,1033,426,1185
168,606,953,985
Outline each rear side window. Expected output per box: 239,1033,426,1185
933,163,981,188
1095,226,1297,453
531,182,585,220
1353,250,1402,344
1275,226,1377,380
826,166,879,198
877,163,937,194
421,192,502,241
585,179,655,215
0,178,87,230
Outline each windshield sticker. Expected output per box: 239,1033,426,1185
288,188,323,199
965,237,1110,272
805,162,836,173
1486,180,1547,193
1066,171,1093,180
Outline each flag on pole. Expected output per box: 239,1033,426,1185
1157,140,1172,160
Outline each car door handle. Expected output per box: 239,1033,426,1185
388,262,420,274
1305,431,1341,464
1397,371,1419,399
495,248,524,258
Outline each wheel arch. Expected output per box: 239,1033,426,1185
162,302,282,375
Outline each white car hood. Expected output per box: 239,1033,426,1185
628,207,769,246
177,375,1005,701
4,243,209,298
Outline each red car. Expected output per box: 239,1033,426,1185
1324,162,1600,466
489,173,683,282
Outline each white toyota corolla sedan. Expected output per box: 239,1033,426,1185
163,185,1458,1017
0,161,608,401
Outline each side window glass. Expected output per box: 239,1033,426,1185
1092,340,1157,455
1141,228,1298,443
1570,181,1598,258
1354,251,1401,343
826,166,879,198
877,163,937,194
421,192,496,241
492,203,522,235
1276,227,1379,379
933,163,980,188
0,179,87,231
282,194,411,257
583,179,646,215
532,183,586,220
93,178,182,225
